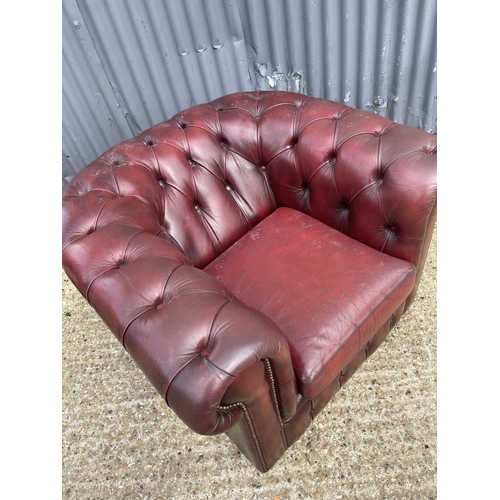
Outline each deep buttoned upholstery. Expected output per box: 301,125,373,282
62,91,437,472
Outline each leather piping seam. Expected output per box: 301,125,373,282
216,402,267,471
264,358,288,449
416,199,437,270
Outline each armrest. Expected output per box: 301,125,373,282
63,195,296,435
331,120,437,270
263,101,437,271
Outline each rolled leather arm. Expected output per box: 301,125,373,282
150,295,298,435
257,95,437,269
63,207,296,436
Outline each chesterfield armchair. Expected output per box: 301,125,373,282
62,91,437,472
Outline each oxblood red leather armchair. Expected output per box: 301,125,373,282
62,91,437,472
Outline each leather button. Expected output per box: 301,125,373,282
378,179,384,185
201,349,211,357
261,166,266,172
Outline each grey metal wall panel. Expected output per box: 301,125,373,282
239,0,437,129
62,0,134,186
62,0,437,187
76,0,251,135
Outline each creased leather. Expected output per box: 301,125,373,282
205,208,416,398
62,90,437,467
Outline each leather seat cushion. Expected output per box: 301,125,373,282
204,207,416,399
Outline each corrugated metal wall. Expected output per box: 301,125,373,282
62,0,437,187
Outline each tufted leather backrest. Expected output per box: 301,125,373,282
63,90,436,277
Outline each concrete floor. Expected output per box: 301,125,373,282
62,228,437,500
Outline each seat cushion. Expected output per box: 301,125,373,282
204,207,416,398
